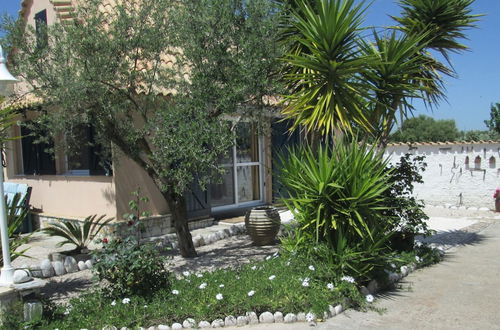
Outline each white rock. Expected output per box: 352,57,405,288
259,311,274,323
120,327,128,330
224,315,237,327
367,280,379,294
23,300,42,321
479,207,490,211
236,316,248,326
13,269,31,284
182,318,195,328
246,312,258,324
284,313,297,323
52,261,66,276
274,312,283,323
450,206,457,210
296,312,306,322
198,321,210,328
359,286,370,296
40,259,55,278
77,261,87,271
157,326,170,330
102,326,118,330
171,323,182,330
85,260,93,269
400,265,409,277
388,272,400,283
64,256,79,273
334,305,343,315
458,206,467,210
211,319,224,328
328,305,336,317
202,235,212,245
444,203,452,208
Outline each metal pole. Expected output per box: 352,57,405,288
0,150,13,285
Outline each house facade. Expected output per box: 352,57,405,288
5,0,298,237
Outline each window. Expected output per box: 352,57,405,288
66,125,112,176
474,156,481,170
34,10,48,48
20,122,56,175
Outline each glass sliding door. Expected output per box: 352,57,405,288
211,122,264,210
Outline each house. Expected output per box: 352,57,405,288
385,140,500,210
5,0,299,238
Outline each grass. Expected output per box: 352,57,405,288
15,244,443,329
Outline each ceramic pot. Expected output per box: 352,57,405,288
245,206,281,246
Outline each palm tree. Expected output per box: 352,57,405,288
280,0,375,138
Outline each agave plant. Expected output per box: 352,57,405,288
0,193,32,267
42,215,113,253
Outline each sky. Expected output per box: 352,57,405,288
1,0,499,131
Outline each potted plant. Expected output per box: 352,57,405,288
245,206,281,246
494,189,500,212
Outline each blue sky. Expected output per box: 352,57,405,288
1,0,498,130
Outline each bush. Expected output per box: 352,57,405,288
91,235,171,298
384,153,431,236
278,139,395,281
1,193,32,267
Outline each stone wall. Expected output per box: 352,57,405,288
35,213,214,239
385,141,500,209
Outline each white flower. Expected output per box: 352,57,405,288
111,300,116,306
265,255,272,260
122,298,130,304
286,261,291,266
268,275,276,280
390,263,396,269
341,276,355,283
305,312,315,322
415,256,422,262
302,280,310,287
219,284,225,288
172,290,179,295
216,293,223,300
64,308,71,315
196,273,203,278
182,271,190,277
273,252,279,257
247,290,255,297
144,305,148,308
327,283,334,291
308,265,315,271
366,294,374,303
199,282,207,289
298,277,303,281
251,265,257,270
303,277,310,282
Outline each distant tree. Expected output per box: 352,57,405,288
484,103,500,135
459,129,500,141
390,115,460,143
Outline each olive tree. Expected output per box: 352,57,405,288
1,0,283,257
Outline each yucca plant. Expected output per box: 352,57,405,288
0,193,32,267
279,138,395,246
42,215,113,253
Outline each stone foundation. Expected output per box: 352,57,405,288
33,213,214,239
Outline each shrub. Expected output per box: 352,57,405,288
1,193,32,267
278,139,395,281
384,153,431,236
42,214,113,253
91,235,171,298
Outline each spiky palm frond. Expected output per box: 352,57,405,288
42,215,113,253
281,0,375,136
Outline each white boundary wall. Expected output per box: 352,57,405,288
384,141,500,209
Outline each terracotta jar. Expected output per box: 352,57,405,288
245,206,281,246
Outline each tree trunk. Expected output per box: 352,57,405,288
162,190,198,258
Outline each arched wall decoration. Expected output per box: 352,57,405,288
474,156,481,170
489,156,496,169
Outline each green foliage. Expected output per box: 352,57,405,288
459,129,500,141
280,0,479,140
390,115,460,143
42,215,113,254
91,192,170,298
384,154,431,237
278,138,395,280
0,193,32,267
91,235,171,298
484,103,500,135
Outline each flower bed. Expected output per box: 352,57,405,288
13,244,443,329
